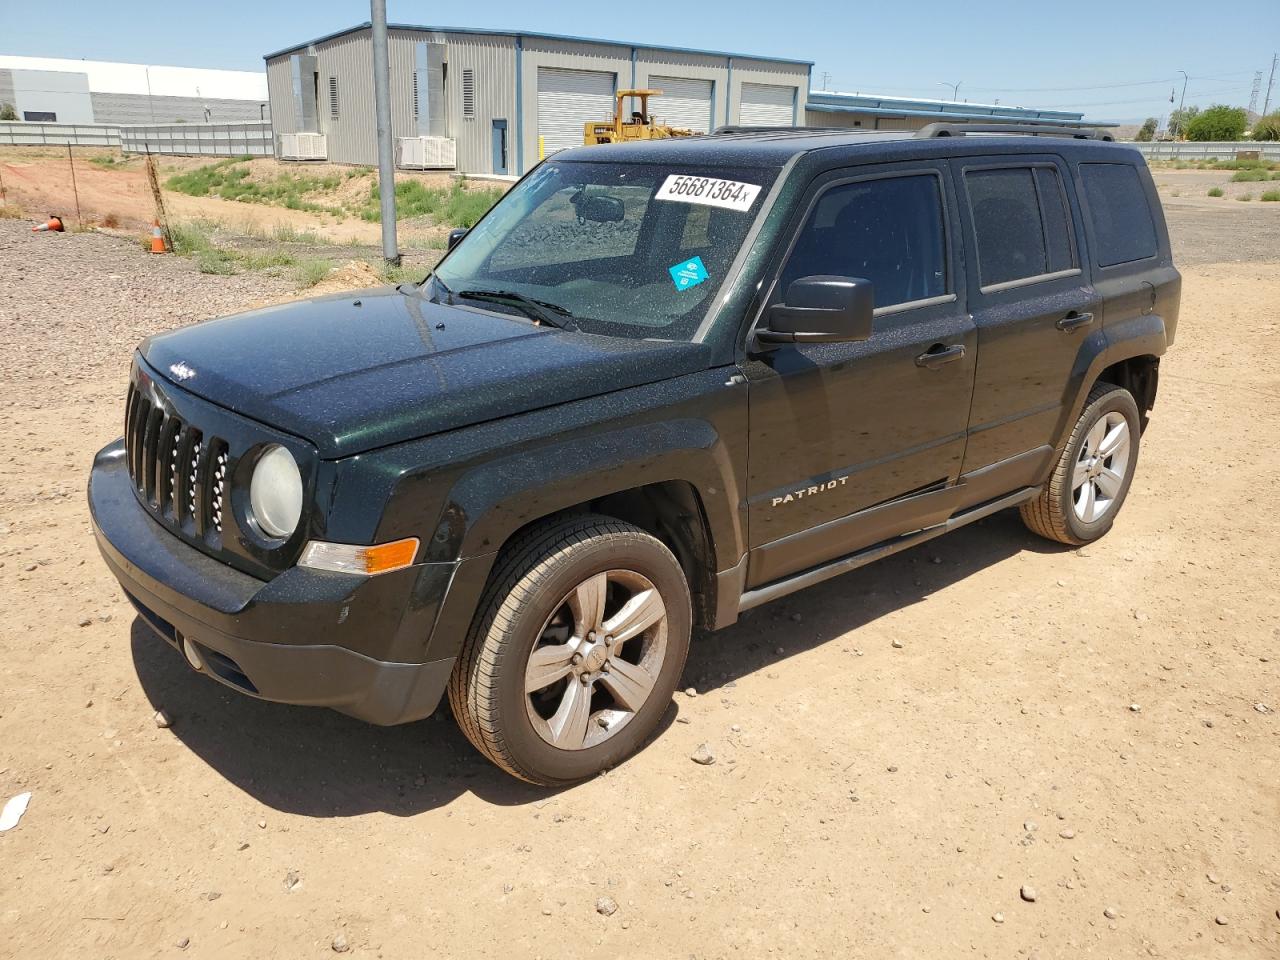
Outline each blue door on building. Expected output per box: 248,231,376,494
491,119,509,175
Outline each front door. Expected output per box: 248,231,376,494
491,119,509,175
742,163,977,587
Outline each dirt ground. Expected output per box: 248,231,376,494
0,169,1278,959
0,147,478,246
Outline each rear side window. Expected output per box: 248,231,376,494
1080,162,1158,267
1036,168,1076,274
779,174,947,310
967,168,1043,287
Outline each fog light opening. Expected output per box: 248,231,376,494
182,636,204,671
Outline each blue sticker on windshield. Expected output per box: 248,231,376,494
669,256,709,292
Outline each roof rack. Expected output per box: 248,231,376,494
711,125,843,135
915,123,1114,142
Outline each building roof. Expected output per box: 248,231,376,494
806,90,1101,126
0,55,267,100
263,23,813,67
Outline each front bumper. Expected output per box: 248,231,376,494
89,440,456,725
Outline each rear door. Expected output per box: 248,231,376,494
956,156,1101,472
742,162,976,586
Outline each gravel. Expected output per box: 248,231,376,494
0,221,292,391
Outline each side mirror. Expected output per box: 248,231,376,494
447,227,469,251
573,193,625,223
757,276,874,345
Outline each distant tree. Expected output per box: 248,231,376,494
1186,105,1248,142
1168,105,1200,139
0,102,17,121
1252,112,1280,142
1135,118,1157,142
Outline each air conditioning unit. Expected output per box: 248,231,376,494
397,136,456,170
278,132,327,161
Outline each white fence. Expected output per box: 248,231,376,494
0,121,274,157
120,122,273,158
1132,141,1280,162
0,122,121,147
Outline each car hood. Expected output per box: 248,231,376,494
139,286,711,457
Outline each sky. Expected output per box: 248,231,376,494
3,0,1278,123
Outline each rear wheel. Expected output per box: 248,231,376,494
1021,382,1142,545
448,515,691,786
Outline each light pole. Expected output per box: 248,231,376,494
145,65,155,123
938,80,961,102
1172,70,1189,139
370,0,400,267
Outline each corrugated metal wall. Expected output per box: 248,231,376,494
437,33,517,175
265,57,295,137
89,93,266,125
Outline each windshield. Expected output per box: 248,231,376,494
432,159,778,341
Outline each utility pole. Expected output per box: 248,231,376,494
1264,52,1278,117
371,0,400,267
820,71,831,91
1172,70,1189,139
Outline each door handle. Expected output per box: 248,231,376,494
915,343,966,369
1055,311,1094,332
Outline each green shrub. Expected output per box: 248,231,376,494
167,219,219,255
359,179,504,225
294,258,332,287
1230,169,1269,182
1135,118,1157,142
1260,190,1280,202
195,249,236,274
1252,112,1280,142
0,102,17,121
1207,187,1224,197
1186,105,1248,142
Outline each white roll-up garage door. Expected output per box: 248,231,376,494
739,82,796,127
537,67,616,155
649,76,714,134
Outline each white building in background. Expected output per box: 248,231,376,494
0,55,269,124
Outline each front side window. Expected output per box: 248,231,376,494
433,160,778,340
778,174,948,310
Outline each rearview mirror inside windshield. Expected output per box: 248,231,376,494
572,193,624,224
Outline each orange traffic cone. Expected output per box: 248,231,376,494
149,220,167,254
32,215,64,233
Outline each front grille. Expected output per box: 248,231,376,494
125,382,228,540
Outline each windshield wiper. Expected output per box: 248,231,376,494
455,289,578,331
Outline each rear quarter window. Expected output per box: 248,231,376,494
1080,162,1158,267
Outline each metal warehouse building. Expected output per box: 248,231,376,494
263,23,811,175
805,91,1089,131
0,55,268,125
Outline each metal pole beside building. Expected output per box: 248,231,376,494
371,0,400,266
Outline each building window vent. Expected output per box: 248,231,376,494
462,68,475,118
329,77,339,120
412,75,419,119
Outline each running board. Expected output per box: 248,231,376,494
738,486,1041,613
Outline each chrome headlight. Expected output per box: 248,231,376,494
249,444,303,539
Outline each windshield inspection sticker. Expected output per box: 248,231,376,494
655,175,761,211
669,256,709,292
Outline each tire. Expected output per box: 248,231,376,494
1021,381,1142,546
447,515,692,786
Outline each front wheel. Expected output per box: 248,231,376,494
448,515,691,786
1021,381,1142,545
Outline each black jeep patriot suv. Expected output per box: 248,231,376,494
90,124,1179,785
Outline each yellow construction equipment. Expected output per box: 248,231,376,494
582,89,695,146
